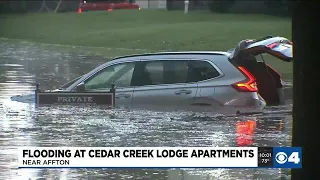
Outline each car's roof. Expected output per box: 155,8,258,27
65,51,231,91
110,51,231,62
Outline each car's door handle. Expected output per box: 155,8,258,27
174,90,192,95
115,93,131,99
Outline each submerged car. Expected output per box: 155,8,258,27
11,36,292,112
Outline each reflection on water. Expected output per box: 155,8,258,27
0,40,292,179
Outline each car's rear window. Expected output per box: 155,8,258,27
188,61,220,82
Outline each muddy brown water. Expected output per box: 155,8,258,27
0,40,292,180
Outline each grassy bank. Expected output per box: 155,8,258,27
0,10,292,79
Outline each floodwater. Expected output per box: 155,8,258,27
0,40,293,180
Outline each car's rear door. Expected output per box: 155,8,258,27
131,59,198,110
190,59,226,108
230,36,293,62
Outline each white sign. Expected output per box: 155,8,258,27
18,147,258,168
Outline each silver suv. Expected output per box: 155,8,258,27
11,36,292,112
58,36,292,111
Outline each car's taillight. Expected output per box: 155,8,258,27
232,66,257,92
267,42,279,49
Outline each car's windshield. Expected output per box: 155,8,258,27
59,76,83,89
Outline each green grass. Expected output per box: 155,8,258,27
0,10,292,79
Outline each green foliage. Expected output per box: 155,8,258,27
208,0,291,17
263,0,291,17
208,0,236,13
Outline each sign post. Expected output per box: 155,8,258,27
34,84,115,107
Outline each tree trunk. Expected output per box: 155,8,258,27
54,0,63,13
39,0,51,12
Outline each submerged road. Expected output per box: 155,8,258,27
0,40,292,180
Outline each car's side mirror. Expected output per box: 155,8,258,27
76,82,85,92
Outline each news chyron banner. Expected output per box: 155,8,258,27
18,147,302,168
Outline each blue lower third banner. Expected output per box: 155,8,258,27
18,147,302,168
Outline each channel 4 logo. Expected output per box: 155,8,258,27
273,147,302,168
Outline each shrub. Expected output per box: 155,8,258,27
208,0,236,13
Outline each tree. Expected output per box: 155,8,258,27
39,0,63,13
208,0,236,13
